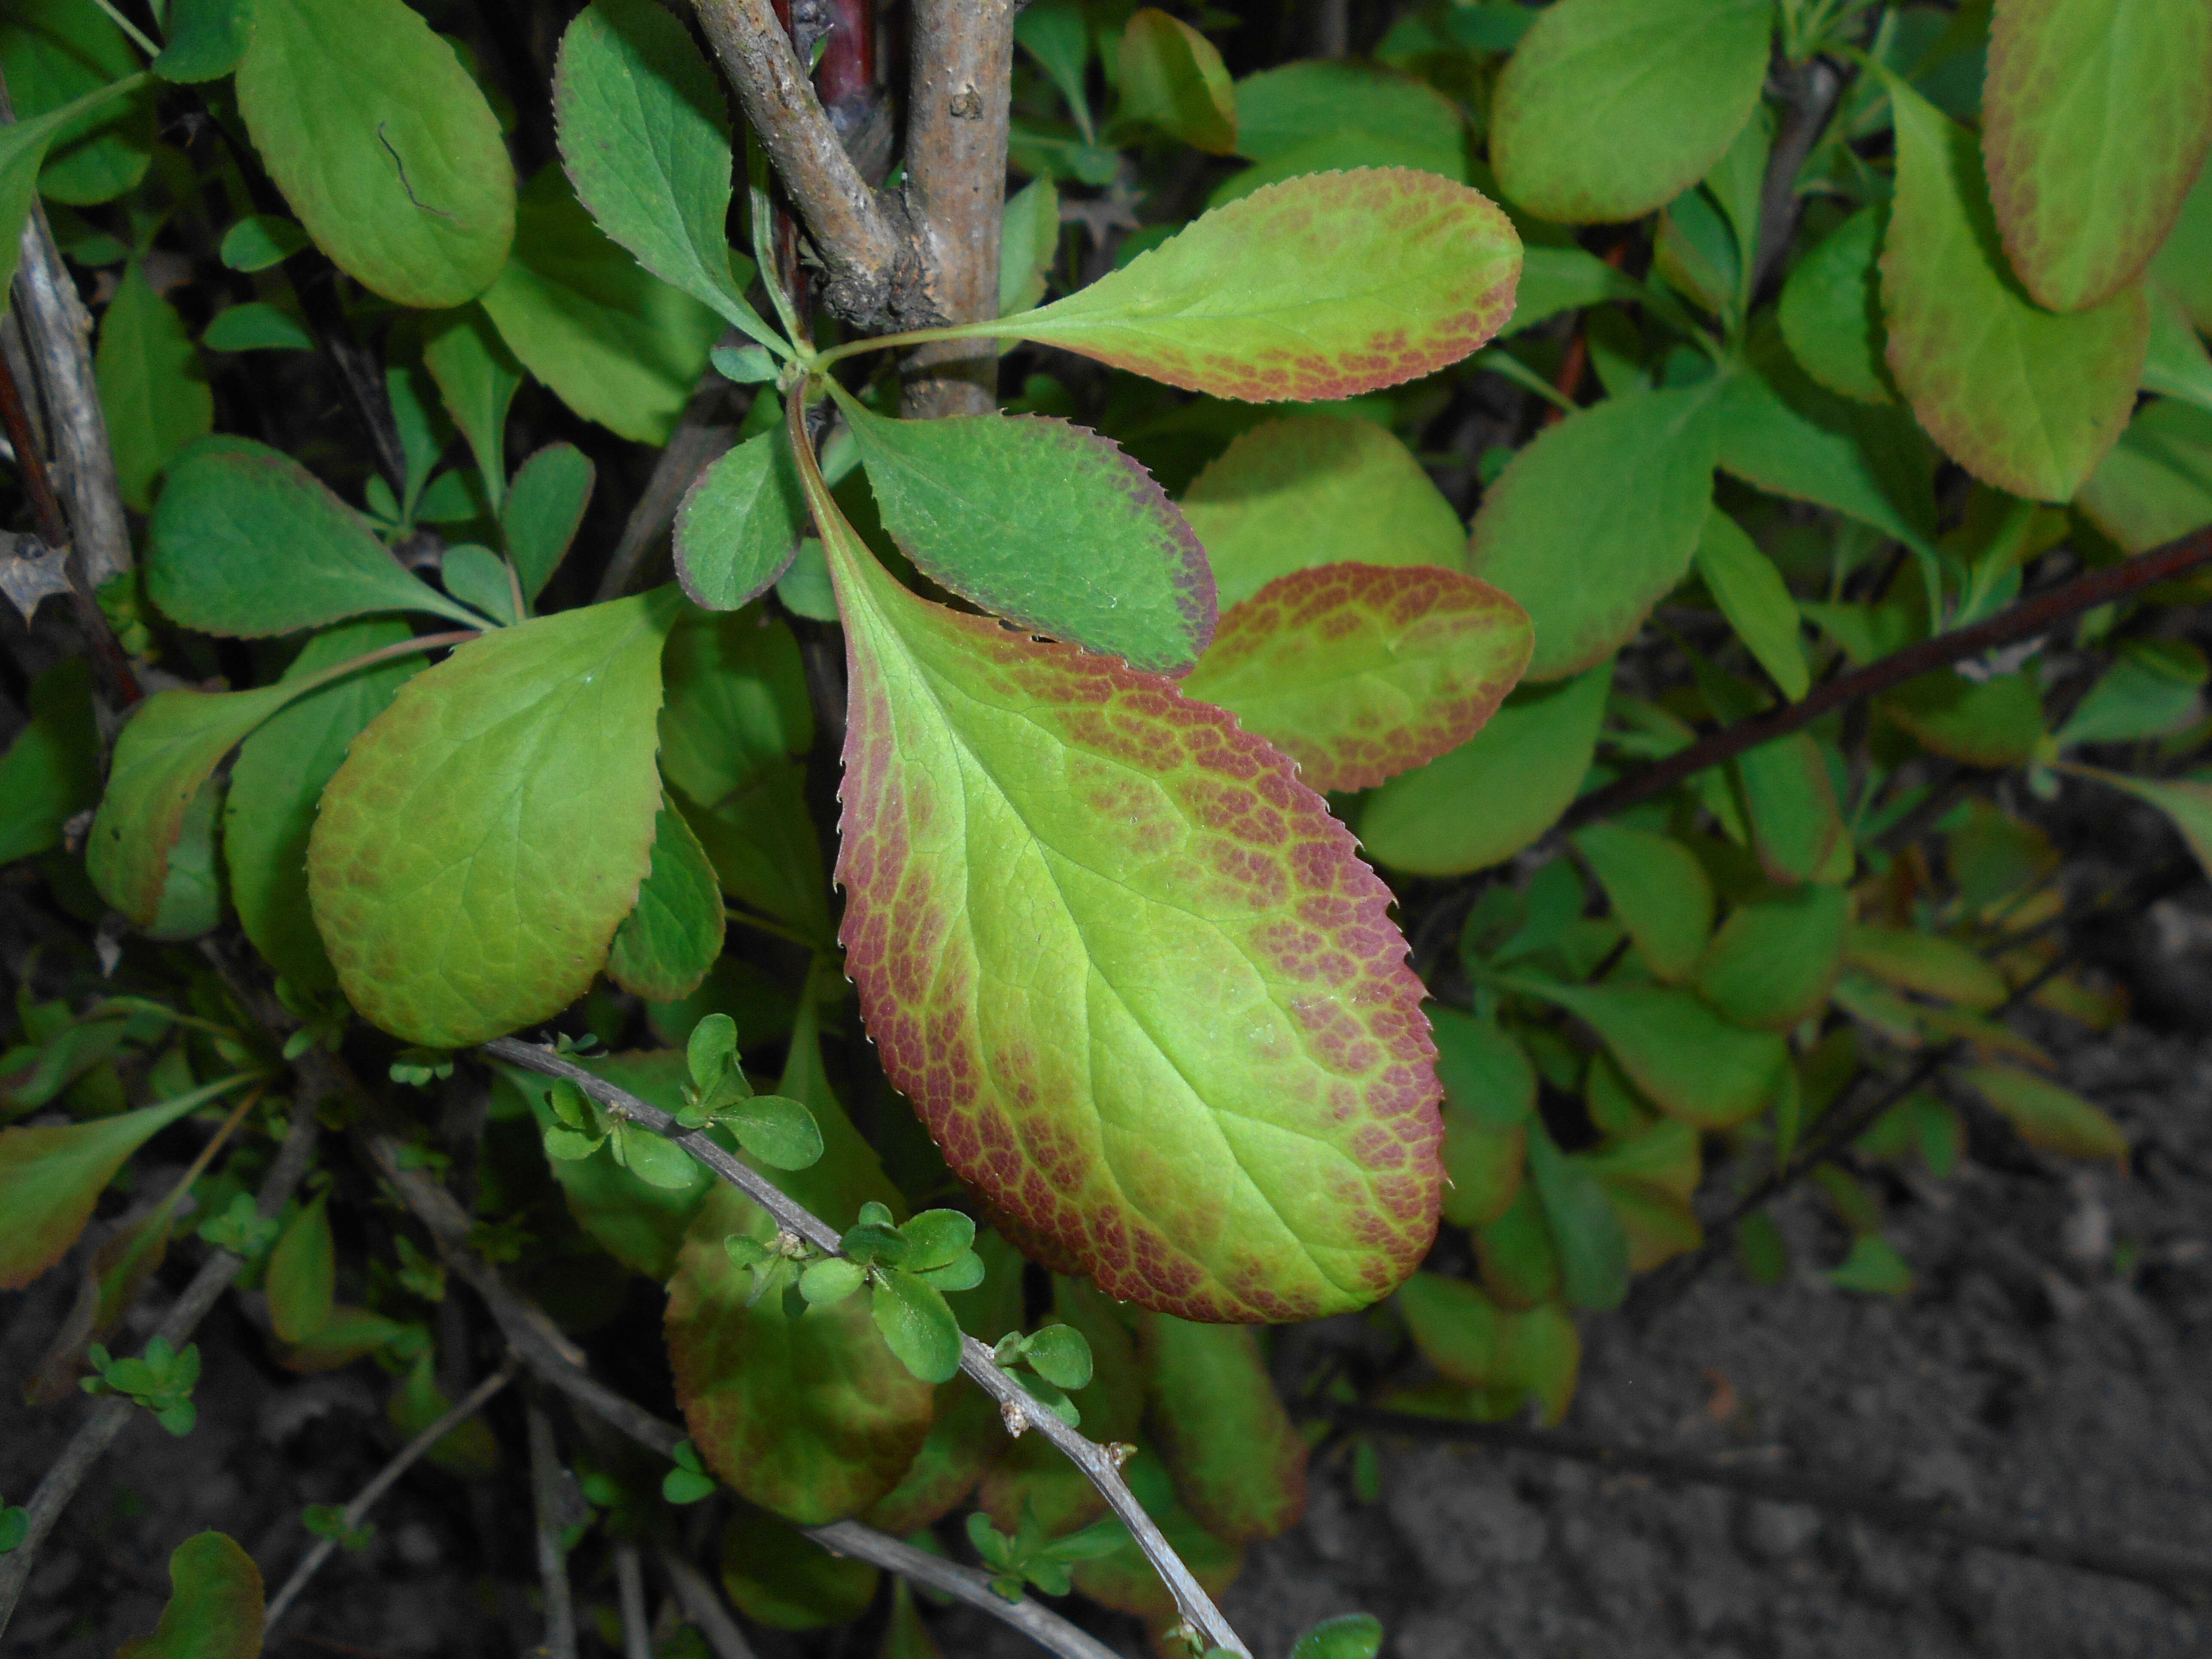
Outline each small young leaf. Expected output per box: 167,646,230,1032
606,800,726,1004
711,342,779,384
424,310,523,509
218,215,309,272
1019,1322,1094,1392
438,546,518,625
1429,1008,1536,1134
1358,662,1611,878
151,0,254,83
1468,387,1721,681
1826,1234,1914,1297
871,1268,963,1385
148,437,481,636
1843,924,2008,1011
115,1531,263,1659
896,1209,977,1275
236,0,514,307
307,590,681,1046
1000,175,1060,317
266,1192,336,1343
1489,0,1772,224
951,169,1519,401
839,398,1215,675
1290,1612,1385,1659
1882,76,2148,500
95,264,213,513
1178,414,1467,610
724,1094,823,1171
800,1256,869,1305
687,1014,740,1094
1182,563,1532,792
612,1121,699,1190
1116,8,1236,154
553,0,780,349
202,301,313,353
675,422,808,611
1981,0,2212,313
2075,398,2212,555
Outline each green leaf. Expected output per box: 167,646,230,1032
552,0,778,349
202,301,313,353
814,442,1443,1321
1139,1313,1306,1542
1234,59,1462,165
148,437,480,635
235,0,514,307
2074,397,2212,554
1955,1064,2128,1160
1116,7,1235,154
266,1191,335,1343
606,800,726,1004
1430,1007,1536,1134
1392,1272,1580,1422
226,620,423,991
840,398,1215,675
438,546,518,626
941,169,1520,401
387,1351,500,1477
674,423,808,612
2,4,151,216
2142,284,2212,418
2059,641,2206,746
517,1052,710,1278
0,659,100,866
1489,0,1772,224
115,1531,263,1659
480,164,725,445
423,309,523,509
611,1118,699,1189
1779,206,1896,404
1691,882,1849,1030
307,590,681,1046
219,216,309,272
687,1014,739,1093
723,1094,823,1172
1881,76,2149,500
682,766,833,941
898,1209,976,1273
1880,670,2045,768
1178,414,1467,610
94,263,212,514
1571,823,1713,981
1525,1127,1629,1312
1291,1612,1385,1659
1826,1234,1914,1297
1468,388,1720,681
2152,160,2212,334
871,1268,963,1384
501,445,595,608
800,1256,868,1305
1844,924,2008,1011
0,1079,241,1290
1182,562,1531,793
657,602,814,805
88,679,313,926
152,0,255,83
1737,730,1845,884
1502,975,1787,1129
1358,661,1611,878
1695,508,1809,701
1981,0,2212,313
1502,244,1645,337
1018,1321,1094,1392
1000,175,1060,317
720,1504,880,1630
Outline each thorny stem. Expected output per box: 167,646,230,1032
262,1360,520,1632
482,1038,1256,1658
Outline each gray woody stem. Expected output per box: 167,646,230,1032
263,1359,520,1632
361,1118,1122,1659
901,0,1018,416
0,1103,323,1640
659,1551,760,1659
687,0,919,331
615,1544,654,1659
483,1039,1255,1658
528,1399,580,1659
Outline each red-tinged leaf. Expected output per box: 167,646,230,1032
808,424,1444,1322
1954,1064,2129,1161
956,168,1520,402
115,1531,263,1659
1139,1313,1307,1542
1181,562,1531,792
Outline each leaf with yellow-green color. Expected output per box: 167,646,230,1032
805,413,1442,1322
96,264,212,513
2073,398,2212,555
1489,0,1772,225
1881,77,2148,500
1181,563,1530,792
930,169,1520,402
1954,1064,2128,1160
1500,975,1787,1130
1692,884,1849,1030
1779,206,1895,404
307,591,681,1046
1139,1314,1307,1541
1695,508,1809,702
1571,823,1714,981
266,1192,334,1343
511,1051,709,1278
1880,669,2044,767
606,800,725,1003
115,1531,262,1659
2062,764,2212,883
1844,924,2008,1011
1737,731,1844,885
1981,0,2212,314
1392,1273,1580,1425
1178,415,1467,611
1358,661,1611,878
236,0,514,307
1116,7,1235,154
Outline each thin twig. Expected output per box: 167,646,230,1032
0,1101,323,1639
528,1399,580,1659
687,0,919,331
809,1520,1123,1659
615,1543,654,1659
1322,1407,2212,1598
660,1551,760,1659
901,0,1018,416
481,1038,1254,1656
263,1359,520,1632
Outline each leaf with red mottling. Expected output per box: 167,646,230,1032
924,169,1520,403
836,393,1215,674
800,410,1444,1324
1180,562,1531,792
1981,0,2212,314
